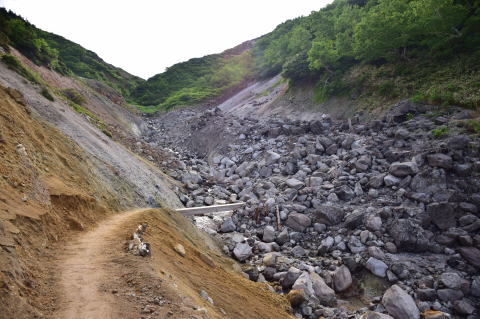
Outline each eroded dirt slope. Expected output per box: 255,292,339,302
0,50,181,209
0,83,120,318
53,208,294,319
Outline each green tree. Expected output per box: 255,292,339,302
352,0,412,61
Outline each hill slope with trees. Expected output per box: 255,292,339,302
1,0,479,112
131,0,480,111
0,8,143,95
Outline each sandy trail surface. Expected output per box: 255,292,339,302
55,209,148,319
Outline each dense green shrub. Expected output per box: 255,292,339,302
62,88,86,105
431,126,450,138
40,87,54,101
0,31,9,50
131,46,255,109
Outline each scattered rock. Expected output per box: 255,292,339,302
365,257,388,278
382,285,420,319
219,218,236,233
313,205,345,225
458,247,480,267
286,178,304,190
262,225,275,243
389,162,419,177
310,272,336,306
233,243,252,262
427,154,453,169
333,265,352,292
285,213,311,232
174,243,186,257
360,312,394,319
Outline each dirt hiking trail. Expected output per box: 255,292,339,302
53,208,293,319
55,209,149,319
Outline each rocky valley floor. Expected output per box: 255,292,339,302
134,100,480,319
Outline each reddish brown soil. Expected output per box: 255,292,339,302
0,83,118,318
52,208,294,319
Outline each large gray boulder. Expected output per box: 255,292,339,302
276,228,289,245
281,267,302,289
219,218,236,233
292,272,315,297
389,219,429,252
265,150,281,165
365,257,388,278
285,213,312,232
410,168,446,194
333,265,352,292
286,178,304,190
310,272,336,306
437,289,464,301
233,243,252,262
181,170,202,184
313,205,345,225
318,236,334,254
309,120,324,134
459,247,480,268
384,174,401,187
439,272,463,290
389,162,419,177
365,214,382,232
471,277,480,297
426,202,456,230
382,285,420,319
262,225,275,243
427,153,453,169
447,135,470,150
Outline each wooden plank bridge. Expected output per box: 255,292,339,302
175,202,245,216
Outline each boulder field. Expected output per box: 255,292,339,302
138,100,480,318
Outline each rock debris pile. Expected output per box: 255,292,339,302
141,101,479,318
127,223,151,257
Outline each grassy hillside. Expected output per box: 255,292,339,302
130,41,256,111
0,8,143,95
2,1,479,112
131,0,480,111
252,0,480,109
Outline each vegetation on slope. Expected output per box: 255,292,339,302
130,41,256,110
1,1,479,112
0,8,143,95
253,0,480,108
133,0,480,111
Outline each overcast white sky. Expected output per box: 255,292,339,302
1,0,332,79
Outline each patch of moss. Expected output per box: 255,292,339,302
1,54,41,85
67,101,112,138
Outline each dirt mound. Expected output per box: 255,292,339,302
53,208,293,319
